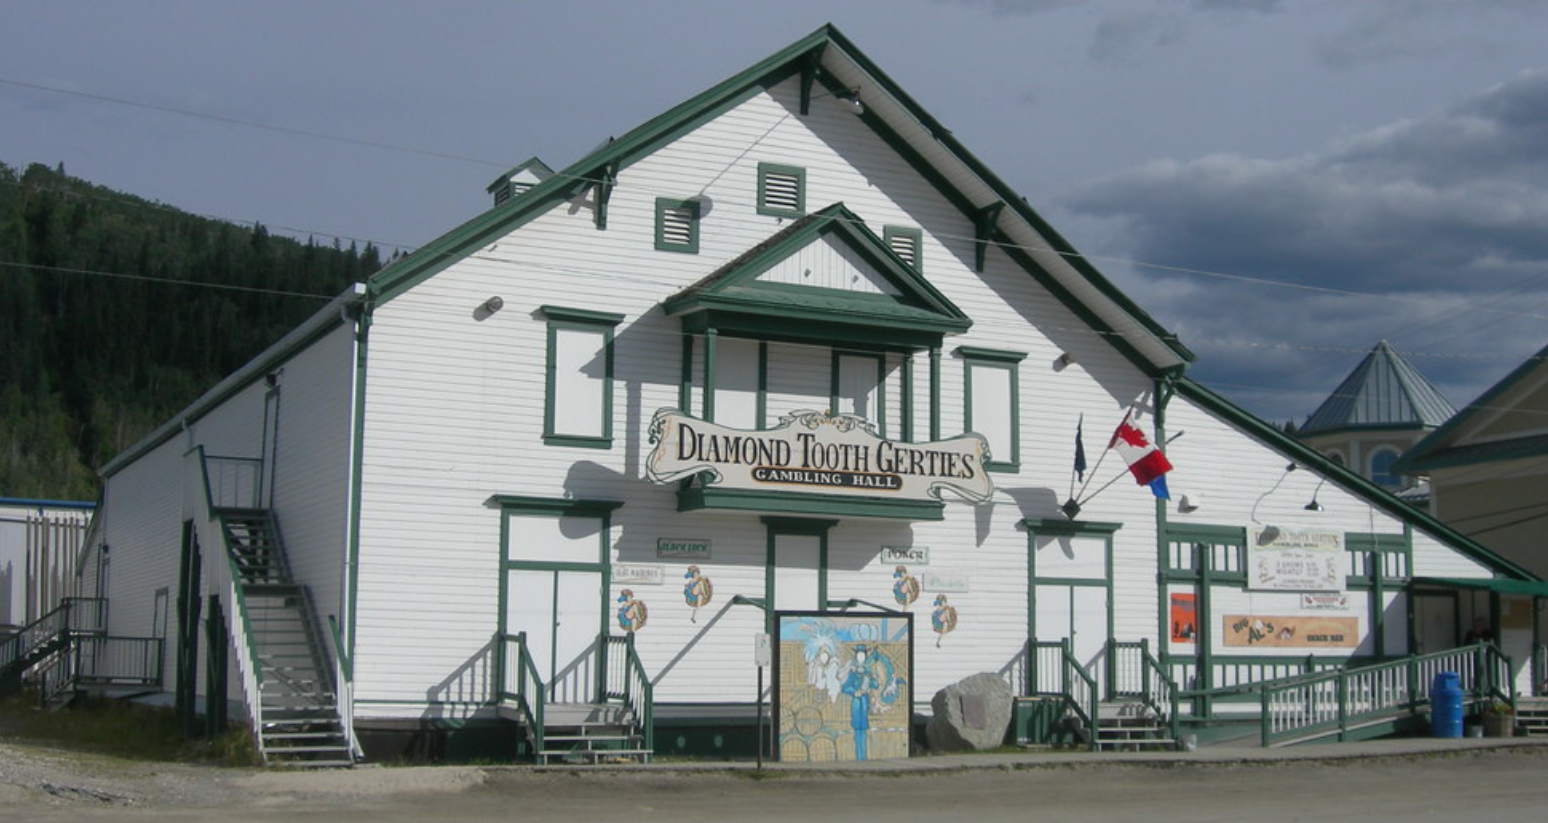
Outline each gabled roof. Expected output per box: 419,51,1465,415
1301,341,1455,434
1177,377,1537,581
1396,340,1548,473
485,157,554,195
662,203,970,349
368,24,1192,376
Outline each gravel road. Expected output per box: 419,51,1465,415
4,739,1545,822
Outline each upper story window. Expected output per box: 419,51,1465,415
958,347,1025,473
1369,447,1402,489
655,198,701,254
540,306,625,449
884,226,922,271
757,163,805,218
832,351,886,436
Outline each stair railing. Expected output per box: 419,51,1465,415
602,633,654,755
1028,639,1098,750
1259,642,1510,747
190,447,265,740
328,615,363,760
1108,638,1179,742
0,602,71,676
497,631,546,756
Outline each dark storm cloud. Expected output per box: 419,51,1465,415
1065,70,1548,420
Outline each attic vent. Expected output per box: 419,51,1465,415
885,226,922,271
655,198,701,254
757,163,805,218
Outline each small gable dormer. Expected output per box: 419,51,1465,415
486,157,555,207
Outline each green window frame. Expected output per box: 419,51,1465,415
883,226,922,272
958,346,1025,473
654,197,700,254
540,305,625,449
757,162,806,218
831,351,887,437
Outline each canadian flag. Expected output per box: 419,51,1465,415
1108,411,1173,495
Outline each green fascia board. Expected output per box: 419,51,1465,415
1394,433,1548,473
815,26,1193,367
1021,518,1123,536
1396,340,1548,472
678,486,945,521
538,305,626,326
484,494,625,516
677,309,948,350
663,203,969,326
1175,377,1540,581
1412,576,1548,597
100,284,368,478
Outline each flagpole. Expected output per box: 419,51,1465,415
1071,408,1128,504
1067,413,1083,503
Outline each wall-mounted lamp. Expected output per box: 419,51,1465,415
1305,477,1328,512
1055,352,1076,369
473,295,505,322
835,88,865,115
1178,494,1202,513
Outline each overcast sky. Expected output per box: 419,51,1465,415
5,0,1546,424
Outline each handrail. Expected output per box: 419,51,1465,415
328,615,362,760
730,595,769,611
192,447,265,745
498,631,545,755
1260,642,1509,746
603,634,654,755
825,598,908,614
1028,639,1098,750
1109,638,1179,742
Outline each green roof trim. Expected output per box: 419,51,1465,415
367,24,1191,373
1175,377,1539,582
1396,340,1548,473
662,203,971,347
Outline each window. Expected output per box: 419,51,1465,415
541,306,625,448
884,226,922,271
757,163,805,218
655,197,700,253
1369,447,1402,489
958,347,1024,472
832,352,886,435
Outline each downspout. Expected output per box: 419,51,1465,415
342,287,374,744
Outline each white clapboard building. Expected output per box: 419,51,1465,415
74,25,1545,764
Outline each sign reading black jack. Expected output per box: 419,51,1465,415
645,409,995,503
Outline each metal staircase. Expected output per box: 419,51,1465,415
497,632,654,764
216,508,353,767
1093,701,1178,750
1513,696,1548,737
536,702,653,764
0,598,105,698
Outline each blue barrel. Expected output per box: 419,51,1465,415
1431,672,1463,738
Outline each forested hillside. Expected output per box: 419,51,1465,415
0,161,382,500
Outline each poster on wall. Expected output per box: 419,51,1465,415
1222,615,1358,648
1170,594,1197,644
775,612,913,763
1249,529,1343,591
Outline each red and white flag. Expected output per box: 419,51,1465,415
1108,411,1173,495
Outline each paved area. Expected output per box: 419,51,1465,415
5,735,1546,821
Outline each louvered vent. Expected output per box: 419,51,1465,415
758,163,805,217
661,207,694,245
889,234,917,268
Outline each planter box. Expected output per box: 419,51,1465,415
1483,713,1515,737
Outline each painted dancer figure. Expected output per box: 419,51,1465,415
683,564,712,623
931,594,958,648
616,589,647,633
892,565,920,607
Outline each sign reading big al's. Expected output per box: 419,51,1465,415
646,409,994,504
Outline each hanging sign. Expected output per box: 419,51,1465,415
646,409,994,503
1249,528,1343,591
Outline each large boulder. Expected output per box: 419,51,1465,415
925,672,1012,752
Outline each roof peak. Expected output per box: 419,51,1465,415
1301,341,1456,433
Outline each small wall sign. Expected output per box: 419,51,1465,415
614,565,664,585
658,538,711,559
882,546,930,566
923,570,969,593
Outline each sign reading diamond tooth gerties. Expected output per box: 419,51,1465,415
645,409,995,504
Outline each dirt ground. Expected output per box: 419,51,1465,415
4,740,1547,822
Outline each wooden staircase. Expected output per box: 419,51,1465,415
1517,696,1548,737
1093,701,1177,750
218,508,353,768
536,702,652,764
